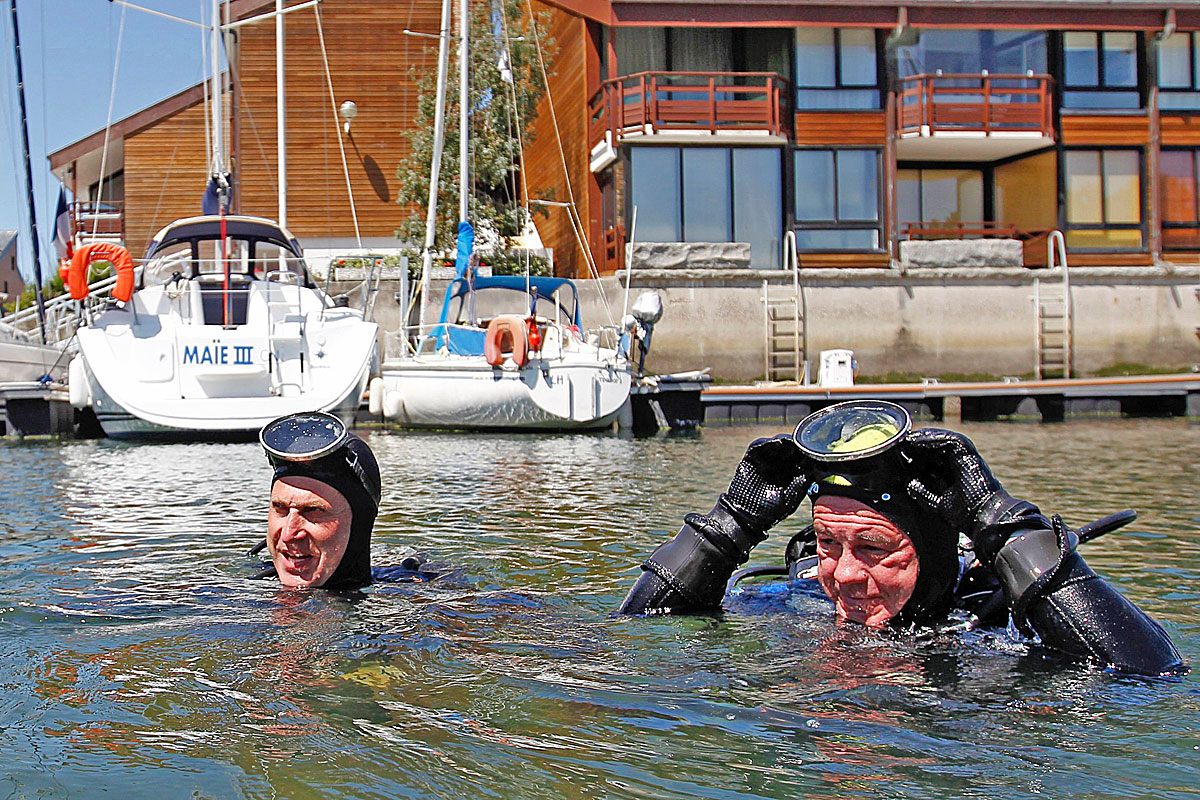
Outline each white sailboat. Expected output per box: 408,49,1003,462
65,1,378,440
374,0,633,430
67,216,377,439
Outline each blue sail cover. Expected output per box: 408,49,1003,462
454,220,474,278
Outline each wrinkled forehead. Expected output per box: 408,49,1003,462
812,495,911,541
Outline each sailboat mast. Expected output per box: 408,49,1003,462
8,0,47,343
417,0,453,332
209,0,223,175
458,0,468,223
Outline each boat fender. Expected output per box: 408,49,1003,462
526,317,542,352
68,242,136,303
382,385,405,420
68,356,91,410
368,376,385,416
484,315,529,367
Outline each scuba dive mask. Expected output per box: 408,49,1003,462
260,411,380,509
793,400,912,495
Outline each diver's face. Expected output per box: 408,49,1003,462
267,476,353,588
813,496,919,628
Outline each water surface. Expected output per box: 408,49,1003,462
1,419,1196,798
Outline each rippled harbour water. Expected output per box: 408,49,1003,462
0,419,1197,799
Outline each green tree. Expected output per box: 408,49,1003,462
3,271,66,315
394,0,555,260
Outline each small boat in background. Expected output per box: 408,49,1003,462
68,215,378,439
0,321,65,384
374,275,631,430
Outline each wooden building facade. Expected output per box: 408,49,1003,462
47,0,1200,277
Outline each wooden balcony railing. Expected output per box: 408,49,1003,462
897,73,1054,137
589,71,792,150
72,200,125,241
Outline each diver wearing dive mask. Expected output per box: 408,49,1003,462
258,411,382,590
619,400,1183,676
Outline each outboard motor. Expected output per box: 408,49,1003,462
623,291,664,374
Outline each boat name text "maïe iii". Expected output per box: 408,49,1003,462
182,341,255,366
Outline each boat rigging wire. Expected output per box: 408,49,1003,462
519,0,617,329
93,1,127,240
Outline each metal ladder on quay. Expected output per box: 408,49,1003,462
1034,230,1072,379
762,231,808,383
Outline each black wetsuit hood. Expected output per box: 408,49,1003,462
270,435,381,591
810,478,961,627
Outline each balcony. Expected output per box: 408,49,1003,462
896,73,1055,162
589,72,792,172
72,200,125,248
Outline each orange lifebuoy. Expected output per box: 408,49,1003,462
484,315,529,367
68,242,135,303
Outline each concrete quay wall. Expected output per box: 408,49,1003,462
585,266,1200,382
344,266,1200,383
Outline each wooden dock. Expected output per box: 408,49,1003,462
702,373,1200,424
0,381,75,437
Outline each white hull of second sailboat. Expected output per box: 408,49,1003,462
377,355,630,430
0,338,66,384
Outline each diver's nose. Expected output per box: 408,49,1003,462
832,550,867,584
278,509,307,541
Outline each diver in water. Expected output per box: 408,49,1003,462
255,411,434,590
619,400,1184,676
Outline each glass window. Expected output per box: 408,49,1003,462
897,29,1047,78
1158,32,1200,110
616,28,666,75
794,149,882,251
682,150,731,242
733,148,783,268
1160,149,1200,249
1063,148,1144,249
897,169,984,230
795,28,879,110
630,148,681,241
1062,31,1142,109
627,146,783,267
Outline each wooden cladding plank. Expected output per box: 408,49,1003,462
524,1,591,278
234,0,443,243
1160,114,1200,146
799,252,890,268
794,112,886,146
124,102,212,259
1059,114,1150,145
1065,251,1154,267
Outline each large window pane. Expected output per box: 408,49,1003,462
682,150,731,241
1065,151,1103,224
1158,32,1193,88
1102,150,1141,224
1064,32,1099,86
630,148,681,241
839,29,876,86
794,150,835,221
920,170,983,225
1161,150,1198,224
617,28,666,75
795,28,835,87
837,150,879,221
797,229,878,249
897,170,921,229
671,28,732,72
733,149,782,268
1103,32,1138,87
898,29,1047,78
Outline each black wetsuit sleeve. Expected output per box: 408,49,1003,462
619,503,765,615
994,524,1183,675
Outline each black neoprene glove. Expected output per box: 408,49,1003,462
900,428,1049,566
619,434,810,614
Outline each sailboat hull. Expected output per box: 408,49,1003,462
378,355,630,431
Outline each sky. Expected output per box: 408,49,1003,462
0,0,211,283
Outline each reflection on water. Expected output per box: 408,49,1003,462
0,419,1196,798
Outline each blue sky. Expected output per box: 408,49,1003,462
1,0,210,283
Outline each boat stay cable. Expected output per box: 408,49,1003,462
93,1,128,241
519,0,617,330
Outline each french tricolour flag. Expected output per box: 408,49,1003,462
53,186,72,261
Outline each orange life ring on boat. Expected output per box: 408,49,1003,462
484,315,529,367
68,242,135,303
